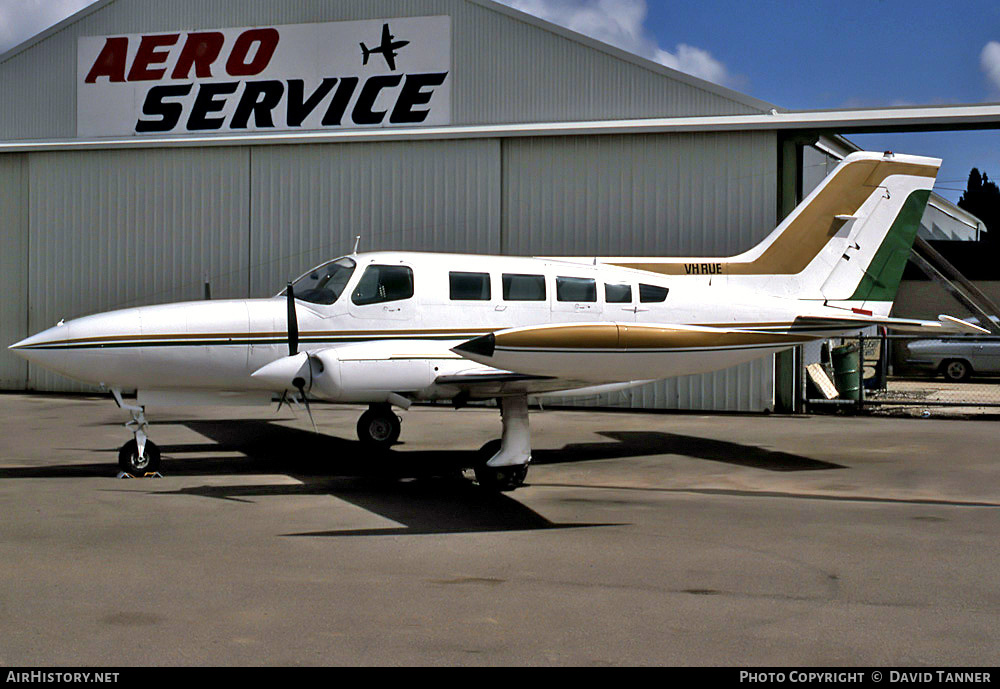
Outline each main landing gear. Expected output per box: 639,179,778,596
473,395,531,492
357,402,402,450
354,395,533,491
112,390,161,475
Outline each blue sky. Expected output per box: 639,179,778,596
2,0,998,202
641,0,1000,202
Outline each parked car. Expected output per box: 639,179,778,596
905,317,1000,381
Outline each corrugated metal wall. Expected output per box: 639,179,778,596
25,147,251,391
5,130,779,410
0,0,780,407
503,133,777,255
0,0,767,141
503,131,778,411
248,139,501,296
0,155,28,388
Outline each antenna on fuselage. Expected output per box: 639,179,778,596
353,235,361,255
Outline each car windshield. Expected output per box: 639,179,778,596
287,257,357,305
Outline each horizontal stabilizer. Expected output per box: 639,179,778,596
937,314,991,334
795,314,989,335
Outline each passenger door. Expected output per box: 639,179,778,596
603,280,638,322
633,283,670,323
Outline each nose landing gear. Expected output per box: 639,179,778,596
112,389,161,474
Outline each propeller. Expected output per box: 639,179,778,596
275,282,298,412
294,378,317,434
286,281,299,356
284,281,316,432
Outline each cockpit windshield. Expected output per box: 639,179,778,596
287,257,357,305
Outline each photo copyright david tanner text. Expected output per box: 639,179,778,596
739,671,992,683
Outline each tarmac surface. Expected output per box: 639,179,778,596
1,392,998,666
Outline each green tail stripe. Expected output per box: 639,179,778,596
849,189,931,303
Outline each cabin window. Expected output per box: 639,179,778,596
450,272,491,300
502,273,546,301
289,257,356,305
352,264,414,305
556,276,597,302
639,284,669,303
604,282,632,303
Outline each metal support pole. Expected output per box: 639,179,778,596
857,332,865,412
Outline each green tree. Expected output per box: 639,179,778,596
958,168,1000,243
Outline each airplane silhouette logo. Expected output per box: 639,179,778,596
360,23,409,71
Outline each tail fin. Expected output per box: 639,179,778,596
816,153,938,313
360,43,371,64
603,151,940,314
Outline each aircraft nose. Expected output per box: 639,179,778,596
8,323,70,361
7,308,143,385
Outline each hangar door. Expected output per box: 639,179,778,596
502,131,779,411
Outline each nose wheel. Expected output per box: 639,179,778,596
357,403,401,450
111,389,162,475
118,439,161,474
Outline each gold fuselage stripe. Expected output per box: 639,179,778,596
493,324,815,350
17,328,496,348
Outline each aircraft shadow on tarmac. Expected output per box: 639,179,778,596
0,419,839,536
533,430,845,472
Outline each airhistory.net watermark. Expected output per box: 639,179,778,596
6,672,119,684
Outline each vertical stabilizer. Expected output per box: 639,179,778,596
600,151,940,314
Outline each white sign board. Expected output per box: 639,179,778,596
77,16,451,137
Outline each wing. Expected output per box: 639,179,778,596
451,316,988,385
251,338,608,401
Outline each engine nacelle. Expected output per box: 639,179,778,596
310,345,438,402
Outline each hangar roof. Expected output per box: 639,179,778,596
2,0,996,149
0,0,774,142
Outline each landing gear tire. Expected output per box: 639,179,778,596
942,359,972,382
118,439,161,475
357,405,401,450
473,440,529,492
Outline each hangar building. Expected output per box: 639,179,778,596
1,0,998,411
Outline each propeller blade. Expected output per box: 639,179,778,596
293,377,317,433
286,281,299,357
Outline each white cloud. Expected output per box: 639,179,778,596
654,44,732,87
0,0,98,55
982,41,1000,93
0,0,739,88
500,0,738,87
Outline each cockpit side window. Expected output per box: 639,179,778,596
352,264,415,305
291,257,356,305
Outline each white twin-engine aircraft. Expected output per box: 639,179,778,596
10,151,986,489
